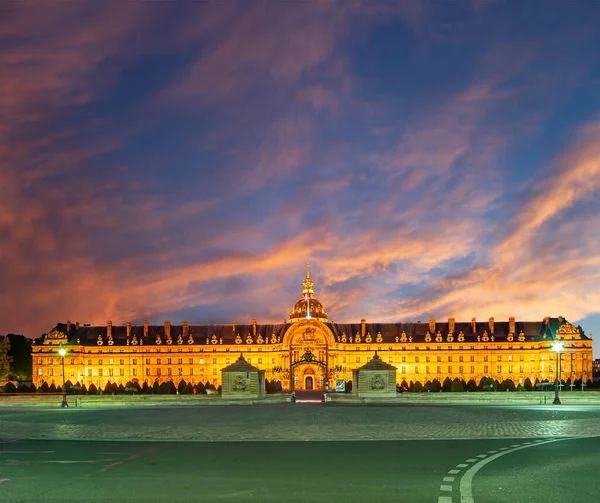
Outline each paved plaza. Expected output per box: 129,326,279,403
2,402,600,442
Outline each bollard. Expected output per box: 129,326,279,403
544,395,547,404
540,395,543,405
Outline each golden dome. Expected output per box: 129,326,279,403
289,264,328,323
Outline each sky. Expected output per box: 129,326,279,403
1,2,599,356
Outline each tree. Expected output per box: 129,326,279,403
88,383,98,395
40,381,50,392
451,377,464,392
152,380,159,394
479,377,495,391
195,381,206,394
430,379,441,392
0,336,13,381
466,379,478,392
400,379,409,390
501,379,516,392
142,381,149,394
442,377,453,392
412,381,423,392
49,383,57,392
523,378,533,391
178,379,187,394
182,382,194,394
7,334,32,380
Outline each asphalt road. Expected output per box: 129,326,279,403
2,437,599,502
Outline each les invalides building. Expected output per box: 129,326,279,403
32,266,593,392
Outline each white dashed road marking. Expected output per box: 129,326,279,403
0,479,10,484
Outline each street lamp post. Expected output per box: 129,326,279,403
552,341,563,405
58,344,68,408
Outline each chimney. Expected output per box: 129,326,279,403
183,320,189,336
252,319,257,335
232,321,236,332
544,316,550,327
75,321,80,330
558,315,563,323
361,318,366,336
471,318,476,333
66,320,71,332
429,318,436,333
126,321,131,338
143,320,149,337
164,320,171,338
107,320,112,338
488,317,495,334
448,318,455,334
509,317,515,334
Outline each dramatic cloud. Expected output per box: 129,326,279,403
1,2,599,356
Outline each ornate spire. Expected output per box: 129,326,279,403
302,262,314,297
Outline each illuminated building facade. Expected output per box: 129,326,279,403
32,266,593,392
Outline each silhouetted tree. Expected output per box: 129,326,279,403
466,379,478,392
88,383,97,395
501,379,516,392
178,379,187,394
412,381,423,392
152,380,159,394
49,383,57,392
0,336,12,381
430,379,441,392
523,378,533,391
183,383,194,394
40,381,50,392
195,381,207,394
4,381,17,393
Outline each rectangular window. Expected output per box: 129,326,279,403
415,356,419,363
448,366,452,374
99,359,103,365
402,356,406,362
342,357,346,363
178,368,183,376
38,368,43,376
132,368,137,376
484,365,488,374
88,369,92,377
531,355,535,361
178,358,182,365
401,365,406,374
470,356,475,362
258,358,263,364
119,359,124,365
426,356,430,362
70,358,75,364
189,358,193,364
212,368,217,375
437,366,441,374
483,356,488,362
356,357,360,363
508,365,513,373
109,368,113,376
49,358,53,365
415,366,419,374
167,358,172,365
146,368,150,376
437,356,442,362
146,358,150,365
157,358,161,364
199,358,204,364
109,358,113,365
519,365,524,373
497,365,502,374
168,368,172,376
549,364,553,372
189,368,194,375
157,369,161,377
212,358,217,365
520,355,524,361
225,358,230,364
459,356,463,362
426,366,430,374
459,366,463,374
497,355,502,362
88,359,92,365
120,368,124,376
37,358,42,365
132,359,137,365
448,356,453,363
470,365,475,374
99,369,103,377
508,355,513,362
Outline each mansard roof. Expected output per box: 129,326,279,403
41,317,589,347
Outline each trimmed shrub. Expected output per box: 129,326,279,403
4,381,17,393
49,383,57,392
412,381,423,393
442,377,453,392
88,383,98,395
501,379,516,392
451,377,464,392
430,379,441,392
195,381,207,394
523,378,533,391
